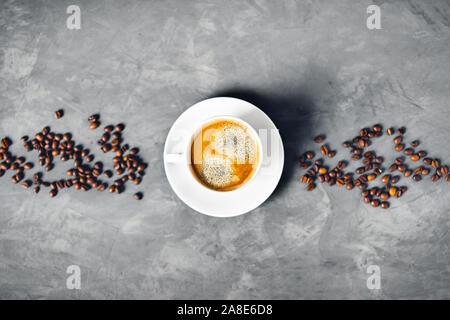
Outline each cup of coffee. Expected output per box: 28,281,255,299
166,116,262,192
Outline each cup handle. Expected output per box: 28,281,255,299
165,153,184,163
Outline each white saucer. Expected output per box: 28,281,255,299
163,97,284,217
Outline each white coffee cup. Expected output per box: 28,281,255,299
165,115,263,193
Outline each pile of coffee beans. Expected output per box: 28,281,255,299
299,124,448,210
0,110,146,200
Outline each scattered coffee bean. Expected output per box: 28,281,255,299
389,187,397,197
421,168,430,176
305,151,314,160
404,170,412,177
398,127,406,135
431,159,439,168
314,135,325,143
306,183,315,191
391,176,400,184
393,136,403,145
320,145,328,156
328,151,336,158
403,148,414,155
54,109,64,119
342,141,351,148
352,154,361,161
395,144,404,152
115,124,125,132
417,151,427,158
33,186,40,194
371,199,380,207
387,128,394,136
90,121,100,130
431,174,439,182
49,189,57,197
381,201,390,209
412,174,422,182
411,140,420,147
423,158,432,165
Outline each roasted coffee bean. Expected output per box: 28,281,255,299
328,151,336,158
398,127,406,135
358,139,365,148
49,189,57,197
394,158,403,166
421,168,430,176
364,196,371,204
300,175,308,183
1,137,11,149
388,187,397,197
412,174,422,182
346,182,354,190
318,175,325,183
397,164,406,173
305,151,314,159
114,123,125,132
335,179,344,186
314,135,325,143
389,164,397,172
362,190,369,197
403,148,414,155
104,125,114,133
411,140,420,147
423,158,432,165
375,157,383,164
33,186,40,194
101,144,112,153
319,144,328,156
431,174,439,182
23,162,33,170
395,144,404,152
306,183,315,191
446,174,450,182
380,192,389,201
373,124,382,132
364,151,374,159
89,121,100,130
54,109,64,119
431,159,439,168
112,132,121,140
318,167,327,175
21,180,32,189
414,167,423,175
404,170,412,177
362,158,371,165
391,176,400,184
342,141,351,148
371,199,380,207
381,175,390,183
417,151,427,158
393,136,402,145
352,154,361,161
356,167,365,174
367,174,376,181
439,165,448,176
381,201,389,209
45,164,53,172
300,162,309,169
387,128,394,136
314,159,323,166
360,128,368,136
86,154,94,163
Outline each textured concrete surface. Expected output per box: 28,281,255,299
0,0,449,299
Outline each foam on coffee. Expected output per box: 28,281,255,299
190,119,259,191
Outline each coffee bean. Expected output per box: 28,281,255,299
391,176,400,184
421,168,430,176
33,186,40,194
54,109,64,119
336,179,345,186
104,125,114,133
305,151,314,159
404,170,412,177
101,144,112,153
397,164,407,173
403,148,414,155
371,199,380,207
381,175,390,183
398,127,406,135
45,164,53,172
318,167,327,175
300,162,309,169
387,128,394,136
364,196,371,204
423,158,432,165
388,187,397,197
367,174,376,181
373,124,382,132
86,154,94,163
417,151,427,158
413,174,422,182
89,121,100,130
380,192,389,201
431,159,439,168
342,141,351,148
395,144,404,152
306,183,315,191
362,190,369,197
446,174,450,182
346,182,354,190
314,135,325,143
388,164,396,172
318,175,325,183
439,165,448,176
328,151,336,158
115,124,125,132
21,180,32,189
381,201,389,209
352,154,361,161
393,136,402,145
23,162,33,170
431,174,439,182
414,166,423,175
358,139,365,148
411,140,420,147
49,189,57,197
320,145,328,156
356,167,365,174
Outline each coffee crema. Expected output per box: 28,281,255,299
190,118,260,191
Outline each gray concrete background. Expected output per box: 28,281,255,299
0,0,449,299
